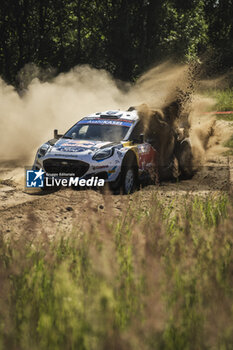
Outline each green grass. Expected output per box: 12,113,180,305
0,193,233,350
202,88,233,120
206,88,233,115
216,113,233,122
202,88,233,153
224,134,233,155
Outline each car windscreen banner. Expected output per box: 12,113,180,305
78,119,133,127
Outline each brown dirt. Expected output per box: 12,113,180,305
0,154,232,238
1,63,232,240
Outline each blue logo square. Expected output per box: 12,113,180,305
26,169,44,188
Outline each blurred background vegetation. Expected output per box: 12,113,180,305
1,0,233,86
0,194,233,350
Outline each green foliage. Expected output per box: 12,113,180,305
202,88,233,156
224,134,233,155
207,89,233,113
225,134,233,148
1,0,233,84
161,0,208,61
0,194,233,349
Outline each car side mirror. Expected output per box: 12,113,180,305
54,129,63,139
54,129,58,138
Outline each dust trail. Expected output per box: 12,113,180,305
0,61,231,168
0,62,188,164
0,65,129,163
133,66,232,174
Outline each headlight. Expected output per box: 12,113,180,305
37,144,50,158
92,148,114,161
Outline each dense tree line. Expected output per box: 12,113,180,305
0,0,233,86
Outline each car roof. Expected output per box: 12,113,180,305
83,109,139,121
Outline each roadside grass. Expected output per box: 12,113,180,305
205,88,233,115
201,89,233,154
224,135,233,155
0,193,232,350
202,88,233,120
216,113,233,122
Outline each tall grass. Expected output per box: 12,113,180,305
0,194,233,350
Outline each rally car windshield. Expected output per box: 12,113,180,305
63,120,130,142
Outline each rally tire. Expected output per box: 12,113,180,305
177,140,194,179
121,153,138,194
171,156,180,180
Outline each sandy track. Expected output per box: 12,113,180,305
0,155,232,237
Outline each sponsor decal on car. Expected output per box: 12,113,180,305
108,166,117,178
55,140,96,152
117,150,124,158
92,165,109,170
78,119,132,127
54,140,113,153
137,144,151,154
137,144,157,170
50,154,80,158
56,146,87,152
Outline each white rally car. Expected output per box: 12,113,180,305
33,110,158,193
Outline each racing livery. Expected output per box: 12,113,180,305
33,110,158,193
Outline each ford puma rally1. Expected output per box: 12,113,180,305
33,109,192,193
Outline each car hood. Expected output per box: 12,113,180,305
49,138,119,156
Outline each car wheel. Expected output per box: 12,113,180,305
177,140,194,179
110,152,138,194
158,156,180,181
121,160,138,194
123,167,135,194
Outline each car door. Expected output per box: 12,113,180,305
129,121,158,179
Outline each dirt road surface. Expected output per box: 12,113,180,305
0,155,232,238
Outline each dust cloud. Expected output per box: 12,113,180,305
0,65,131,164
0,62,231,167
134,66,232,171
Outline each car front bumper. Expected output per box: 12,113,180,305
33,152,122,183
